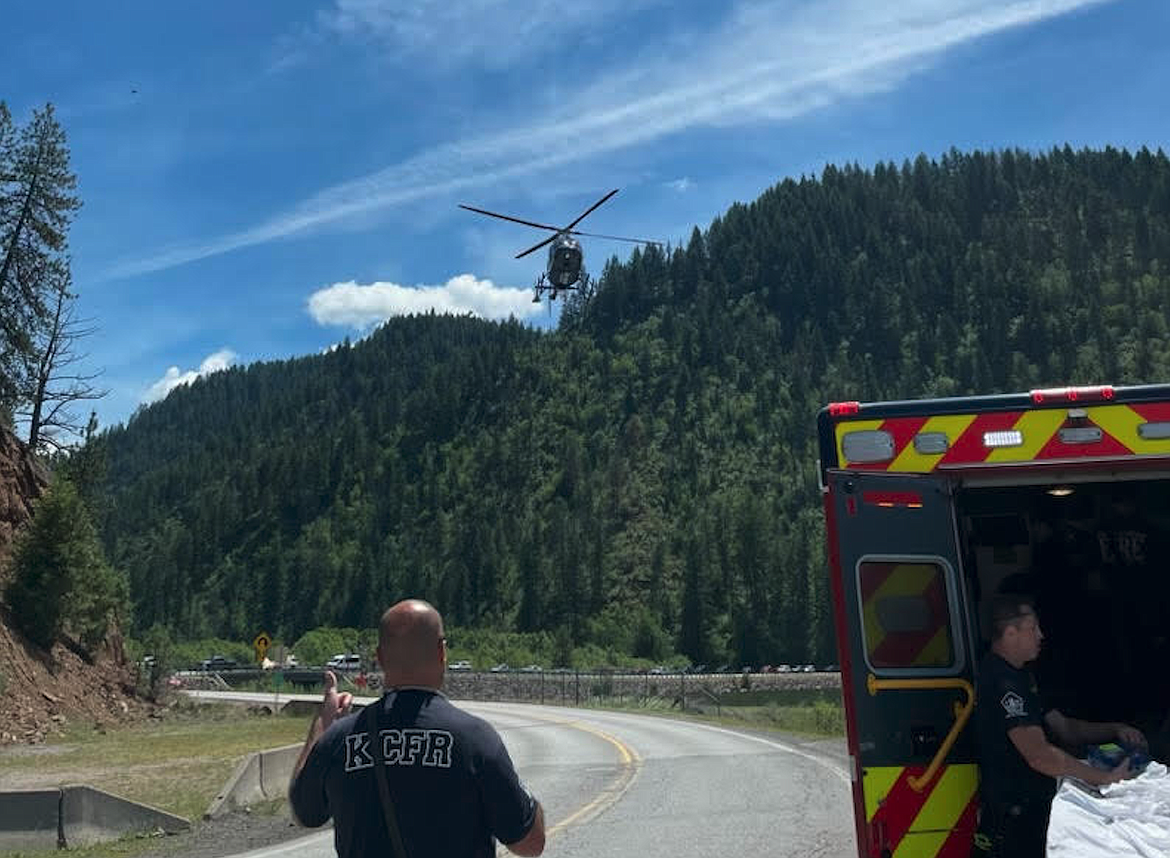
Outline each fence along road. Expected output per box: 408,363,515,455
190,691,855,858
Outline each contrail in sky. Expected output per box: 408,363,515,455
105,0,1112,280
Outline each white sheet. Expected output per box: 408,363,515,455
1047,762,1170,857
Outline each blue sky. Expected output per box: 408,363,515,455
8,0,1170,433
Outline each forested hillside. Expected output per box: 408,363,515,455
99,146,1170,667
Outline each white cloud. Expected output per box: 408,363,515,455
109,0,1112,279
667,177,693,192
319,0,666,69
143,348,237,403
307,274,543,328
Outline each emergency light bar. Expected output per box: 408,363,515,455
983,430,1024,448
1030,385,1115,405
829,401,861,417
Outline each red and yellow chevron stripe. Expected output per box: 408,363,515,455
863,764,979,858
835,402,1170,472
860,562,953,668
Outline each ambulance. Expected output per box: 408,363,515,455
817,384,1170,857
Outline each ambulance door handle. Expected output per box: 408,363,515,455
867,674,975,792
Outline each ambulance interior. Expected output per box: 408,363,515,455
958,477,1170,760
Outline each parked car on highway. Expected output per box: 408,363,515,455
200,655,237,671
326,653,362,671
489,663,510,673
448,659,472,671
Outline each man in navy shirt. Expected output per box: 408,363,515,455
290,599,546,858
972,594,1145,858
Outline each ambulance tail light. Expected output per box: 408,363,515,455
841,430,895,463
1030,385,1115,405
862,491,923,509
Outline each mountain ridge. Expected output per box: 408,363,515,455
98,145,1170,668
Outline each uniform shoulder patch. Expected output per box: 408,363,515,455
1001,691,1027,718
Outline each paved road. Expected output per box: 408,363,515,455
192,692,857,858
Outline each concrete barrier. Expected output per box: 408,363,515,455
61,786,189,846
279,699,319,717
0,786,188,850
206,744,301,819
205,702,369,819
0,789,61,852
280,698,368,717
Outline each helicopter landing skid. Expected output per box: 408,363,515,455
533,272,587,309
533,273,562,304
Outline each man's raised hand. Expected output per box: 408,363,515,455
319,670,353,732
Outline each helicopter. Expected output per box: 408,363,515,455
459,189,661,303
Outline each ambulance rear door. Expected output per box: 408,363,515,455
828,470,979,858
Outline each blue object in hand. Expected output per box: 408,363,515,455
1088,743,1149,774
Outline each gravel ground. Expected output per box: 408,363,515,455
130,803,326,858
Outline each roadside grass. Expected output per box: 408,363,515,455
0,701,310,823
2,833,169,858
587,687,846,738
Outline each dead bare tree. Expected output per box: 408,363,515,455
17,259,105,452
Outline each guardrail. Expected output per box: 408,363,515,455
176,668,841,710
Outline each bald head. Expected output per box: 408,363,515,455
377,599,446,687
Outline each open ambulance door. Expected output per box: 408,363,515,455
827,470,979,858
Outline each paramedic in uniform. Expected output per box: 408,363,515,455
972,594,1146,858
289,599,546,858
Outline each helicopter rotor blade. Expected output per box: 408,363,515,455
515,233,558,259
563,188,620,231
458,204,562,232
568,230,663,247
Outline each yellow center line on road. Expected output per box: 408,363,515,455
486,710,643,853
545,720,642,836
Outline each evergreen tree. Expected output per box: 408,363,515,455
0,104,80,411
6,477,127,653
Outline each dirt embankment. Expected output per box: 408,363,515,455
0,424,46,567
0,613,151,744
0,425,149,745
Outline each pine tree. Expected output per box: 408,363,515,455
6,477,127,653
0,104,80,412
